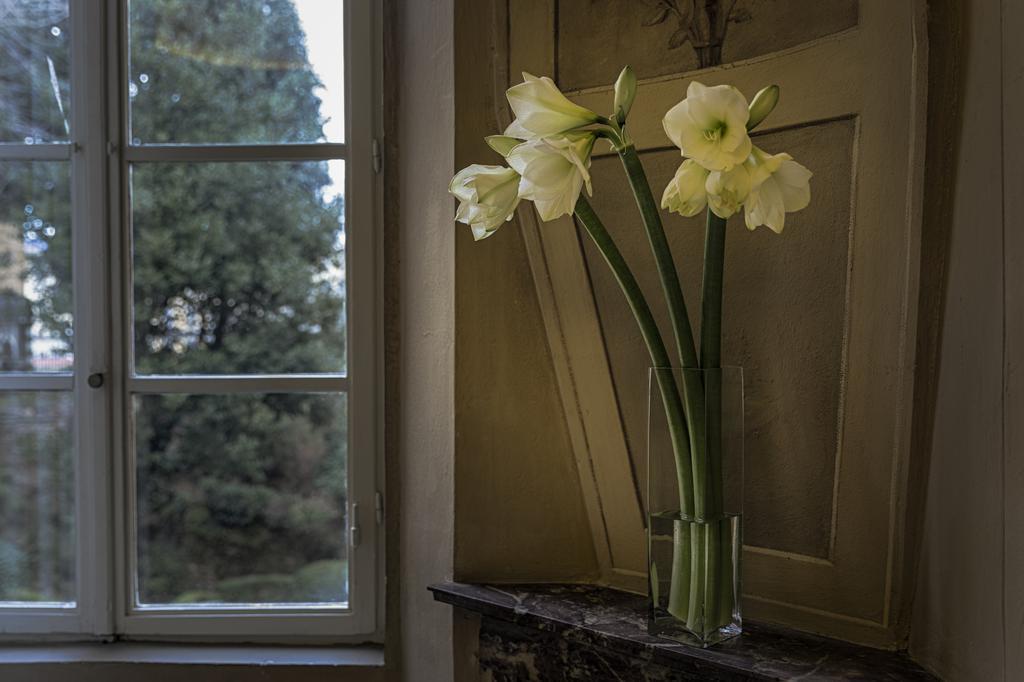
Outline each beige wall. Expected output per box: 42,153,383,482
909,0,1023,679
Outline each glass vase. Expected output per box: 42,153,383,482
647,366,743,647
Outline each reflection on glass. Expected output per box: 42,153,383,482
0,162,73,372
131,161,345,375
0,391,75,604
128,0,345,144
0,1,71,143
134,392,348,606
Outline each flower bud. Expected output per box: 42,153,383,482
613,65,637,125
486,135,522,157
746,84,779,131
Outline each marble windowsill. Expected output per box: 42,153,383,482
430,582,938,681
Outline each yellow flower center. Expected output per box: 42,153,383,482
702,124,725,144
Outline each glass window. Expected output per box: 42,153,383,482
0,0,376,640
134,392,347,607
0,1,71,144
131,161,345,375
0,161,73,373
127,0,345,144
0,391,75,605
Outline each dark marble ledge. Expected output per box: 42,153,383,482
430,582,938,681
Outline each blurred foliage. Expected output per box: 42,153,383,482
0,0,348,605
0,393,74,602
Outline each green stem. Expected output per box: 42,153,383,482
668,520,691,620
700,209,732,636
617,144,709,519
574,195,694,518
617,145,699,371
700,210,728,516
700,210,727,369
687,521,705,629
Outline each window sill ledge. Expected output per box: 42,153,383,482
0,642,384,668
430,582,936,681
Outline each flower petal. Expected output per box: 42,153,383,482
776,159,813,211
662,81,753,171
448,164,522,236
505,73,599,137
662,159,709,217
507,133,595,221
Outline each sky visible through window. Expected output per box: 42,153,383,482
294,1,346,202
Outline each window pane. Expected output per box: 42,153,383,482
134,392,348,606
0,1,71,143
128,0,345,144
0,161,73,372
131,161,345,375
0,391,75,604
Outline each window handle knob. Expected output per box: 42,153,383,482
87,373,104,389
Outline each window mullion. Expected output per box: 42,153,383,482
342,0,380,637
71,0,113,637
110,0,132,639
0,375,74,391
123,143,348,163
128,375,349,394
0,144,73,161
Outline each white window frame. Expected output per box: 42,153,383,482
0,0,382,643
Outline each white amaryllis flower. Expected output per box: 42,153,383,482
663,81,752,172
662,159,710,217
449,164,522,241
507,132,596,222
505,72,600,139
705,163,752,219
743,147,812,233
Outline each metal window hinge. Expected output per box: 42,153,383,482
371,138,382,174
375,491,384,525
350,503,361,548
106,141,118,156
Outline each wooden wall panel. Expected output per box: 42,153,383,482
508,0,928,647
583,119,856,561
557,0,858,90
454,0,599,585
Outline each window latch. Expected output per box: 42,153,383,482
372,138,382,174
350,503,361,548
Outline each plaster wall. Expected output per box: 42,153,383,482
395,0,456,680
